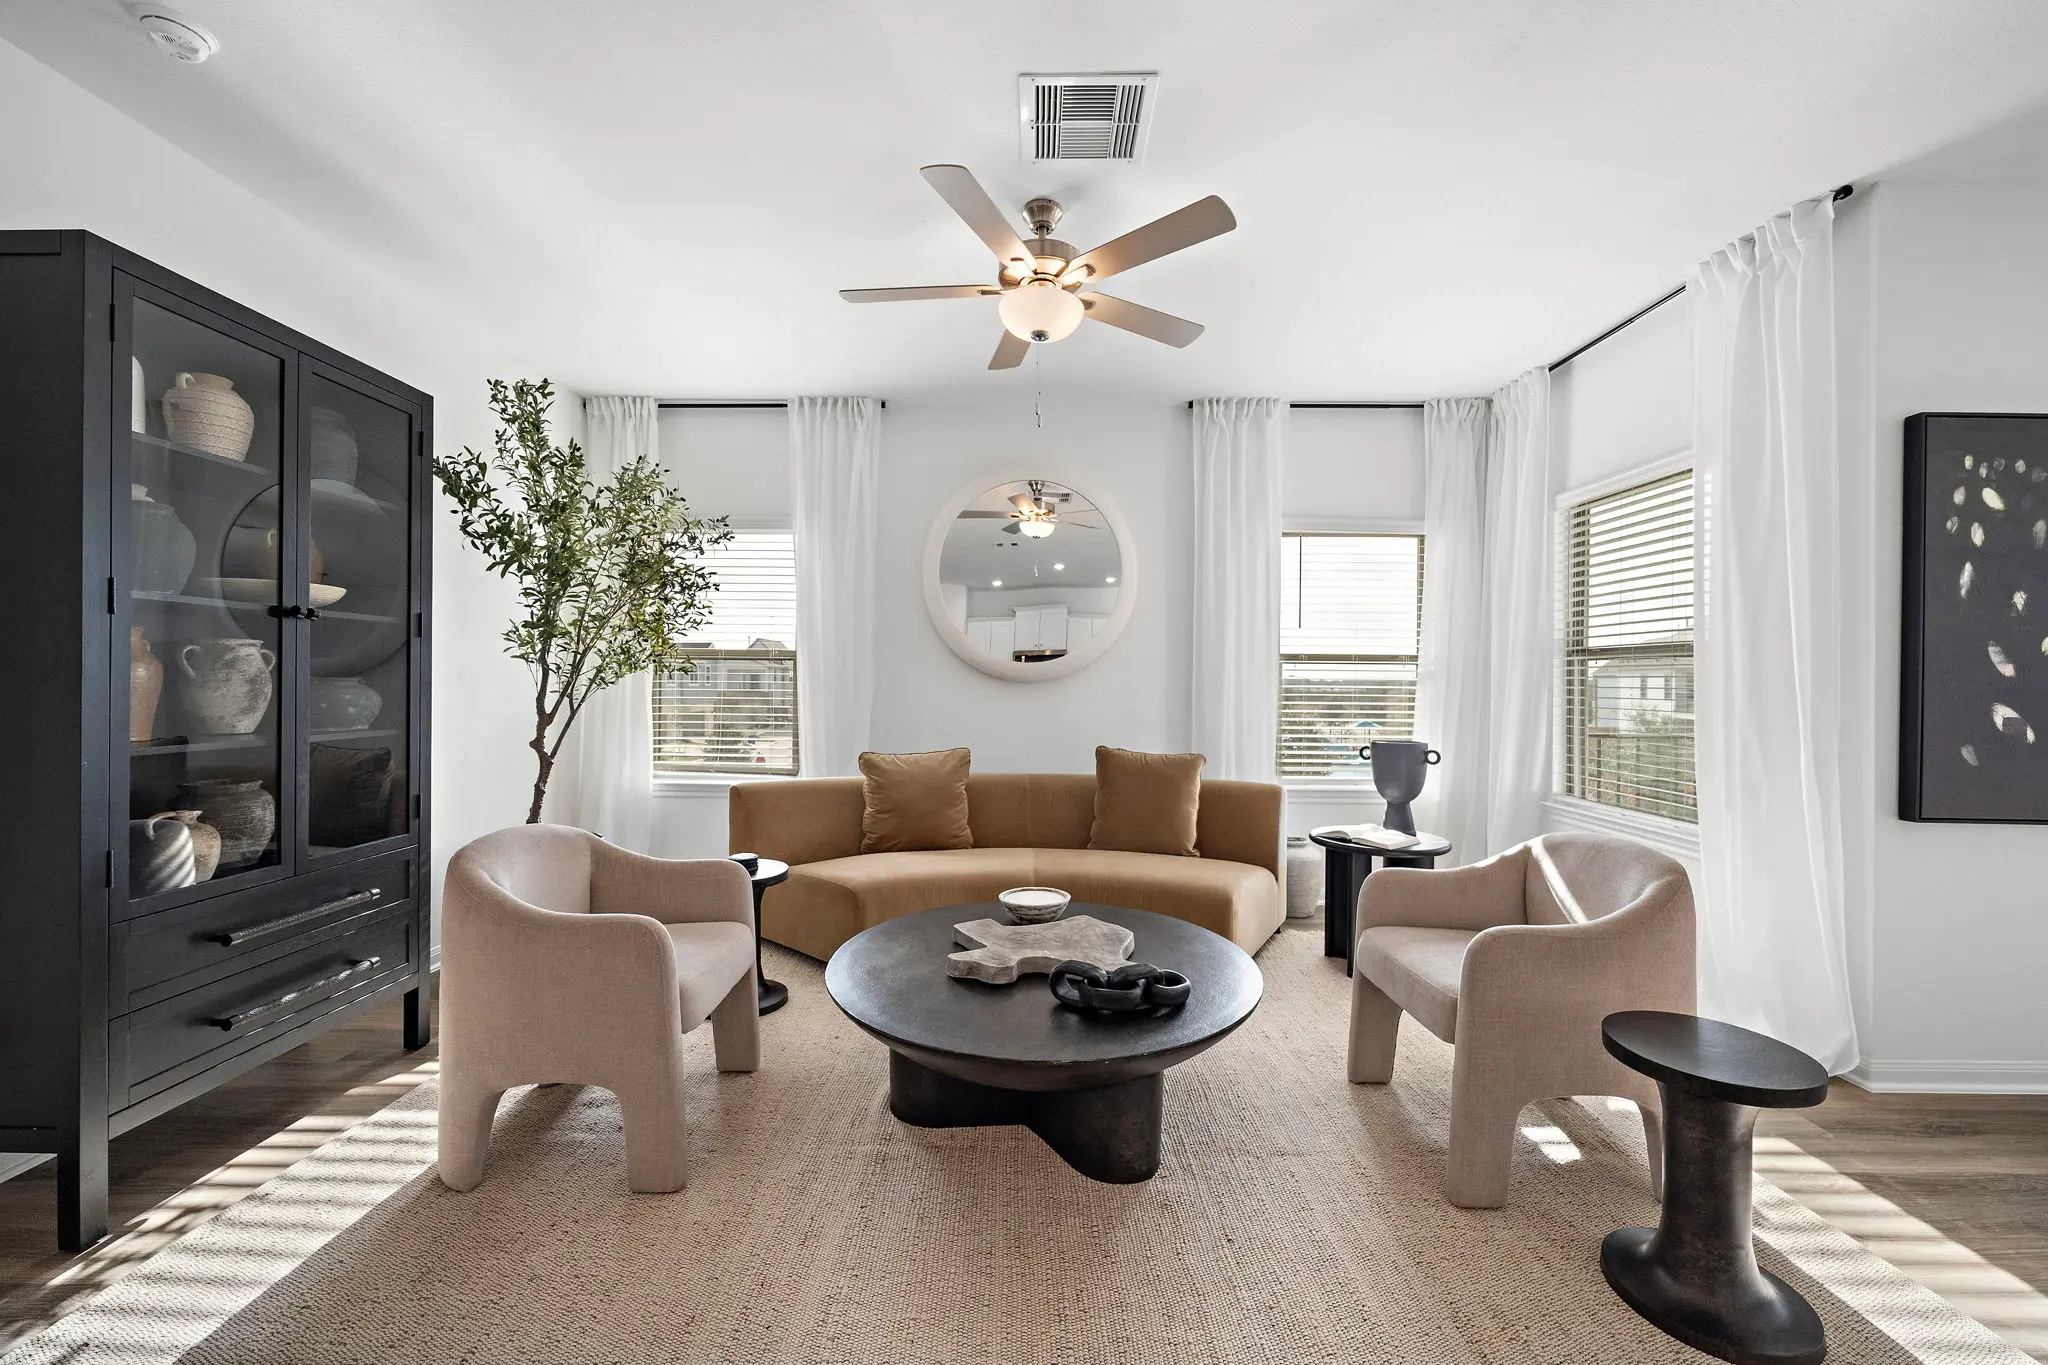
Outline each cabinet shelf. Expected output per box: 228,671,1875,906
311,727,400,743
131,734,268,756
130,431,272,479
130,590,400,625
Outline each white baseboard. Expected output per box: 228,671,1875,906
1845,1058,2048,1094
0,1153,49,1184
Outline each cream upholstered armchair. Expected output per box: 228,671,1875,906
438,825,760,1193
1347,832,1695,1208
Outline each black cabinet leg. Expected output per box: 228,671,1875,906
58,1134,108,1252
404,980,432,1051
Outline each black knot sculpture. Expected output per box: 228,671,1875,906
1048,961,1192,1014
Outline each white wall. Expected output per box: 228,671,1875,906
1844,178,2048,1091
0,38,546,923
1547,183,2048,1091
648,400,1427,857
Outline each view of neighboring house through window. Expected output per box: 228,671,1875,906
652,529,798,776
1278,532,1425,781
1559,469,1696,820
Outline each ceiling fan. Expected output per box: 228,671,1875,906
957,481,1106,538
840,164,1236,370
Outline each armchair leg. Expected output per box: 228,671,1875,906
1347,972,1403,1084
710,970,761,1074
619,1060,689,1193
437,1077,505,1193
1445,1075,1522,1209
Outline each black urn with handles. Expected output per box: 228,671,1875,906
1358,740,1441,835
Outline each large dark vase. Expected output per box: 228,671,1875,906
1360,740,1441,835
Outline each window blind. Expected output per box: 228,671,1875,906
652,530,799,776
1278,533,1425,781
1560,471,1695,820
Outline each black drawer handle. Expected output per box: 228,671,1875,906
207,891,383,947
209,957,382,1031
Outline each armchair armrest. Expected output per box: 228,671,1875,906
590,841,754,928
1356,847,1530,934
1457,882,1696,1031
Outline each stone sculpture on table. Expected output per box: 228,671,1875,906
947,914,1134,984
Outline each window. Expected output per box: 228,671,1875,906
1278,533,1425,781
1560,470,1695,821
652,530,798,776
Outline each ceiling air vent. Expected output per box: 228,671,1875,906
1018,73,1158,163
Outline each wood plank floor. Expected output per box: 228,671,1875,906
1,991,2044,1359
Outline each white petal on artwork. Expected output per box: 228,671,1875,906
1992,703,2024,735
1960,561,1974,597
1961,744,1980,766
2031,727,2039,745
1983,487,2007,511
1954,486,1968,505
2035,519,2047,549
1946,515,1961,534
1989,643,2016,677
2017,589,2031,614
2021,459,2031,473
1964,455,1976,469
1994,458,2008,472
1971,522,1986,546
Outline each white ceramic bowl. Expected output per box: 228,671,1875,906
998,886,1072,924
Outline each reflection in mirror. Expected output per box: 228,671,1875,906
938,479,1122,665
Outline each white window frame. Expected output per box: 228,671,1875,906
652,521,799,794
1278,518,1426,794
1545,454,1701,861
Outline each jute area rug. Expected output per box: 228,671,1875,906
7,926,2029,1365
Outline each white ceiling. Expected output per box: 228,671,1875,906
8,0,2048,401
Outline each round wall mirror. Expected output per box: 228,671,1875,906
922,473,1137,681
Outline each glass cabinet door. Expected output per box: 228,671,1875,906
121,290,293,905
299,365,416,859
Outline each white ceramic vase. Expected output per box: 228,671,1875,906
175,638,276,735
161,371,254,461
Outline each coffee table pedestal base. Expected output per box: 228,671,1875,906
1601,1084,1825,1365
887,1052,1163,1184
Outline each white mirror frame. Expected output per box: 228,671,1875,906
921,467,1139,682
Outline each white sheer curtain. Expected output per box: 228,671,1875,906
567,395,657,849
1190,398,1284,781
1691,198,1859,1073
1413,398,1491,859
1482,367,1556,854
789,396,880,777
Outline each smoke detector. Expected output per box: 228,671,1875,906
129,5,219,64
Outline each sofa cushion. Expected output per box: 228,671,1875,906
1356,926,1476,1043
765,848,1039,961
1088,746,1204,857
1031,849,1280,952
859,748,973,853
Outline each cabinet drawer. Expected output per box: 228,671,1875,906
114,906,415,1106
111,852,415,1011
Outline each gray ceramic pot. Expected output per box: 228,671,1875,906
129,813,196,895
309,676,383,732
310,406,359,483
175,778,274,869
1360,740,1442,836
131,486,196,594
176,638,276,735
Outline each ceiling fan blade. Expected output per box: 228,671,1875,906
1064,196,1236,285
920,164,1035,273
958,510,1014,518
1079,292,1206,347
1009,492,1039,514
989,331,1029,370
840,284,998,303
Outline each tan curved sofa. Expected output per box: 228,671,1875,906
729,773,1285,960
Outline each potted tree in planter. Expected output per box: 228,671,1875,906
433,379,730,822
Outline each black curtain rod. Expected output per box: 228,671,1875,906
657,400,887,410
1546,183,1856,373
1185,400,1424,410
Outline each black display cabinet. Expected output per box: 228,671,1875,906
0,231,434,1249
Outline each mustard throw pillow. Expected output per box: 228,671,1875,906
859,748,974,853
1087,746,1204,857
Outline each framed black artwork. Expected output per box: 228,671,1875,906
1901,412,2048,821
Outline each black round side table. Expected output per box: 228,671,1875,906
1600,1011,1831,1365
732,856,790,1015
1307,828,1452,977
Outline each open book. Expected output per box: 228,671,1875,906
1324,823,1421,851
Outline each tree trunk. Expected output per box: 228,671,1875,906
527,711,553,823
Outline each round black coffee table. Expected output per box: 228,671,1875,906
1600,1011,1832,1365
732,856,790,1015
825,903,1262,1183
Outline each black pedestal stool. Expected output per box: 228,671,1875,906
1600,1010,1831,1365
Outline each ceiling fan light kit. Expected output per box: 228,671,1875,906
840,162,1235,369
